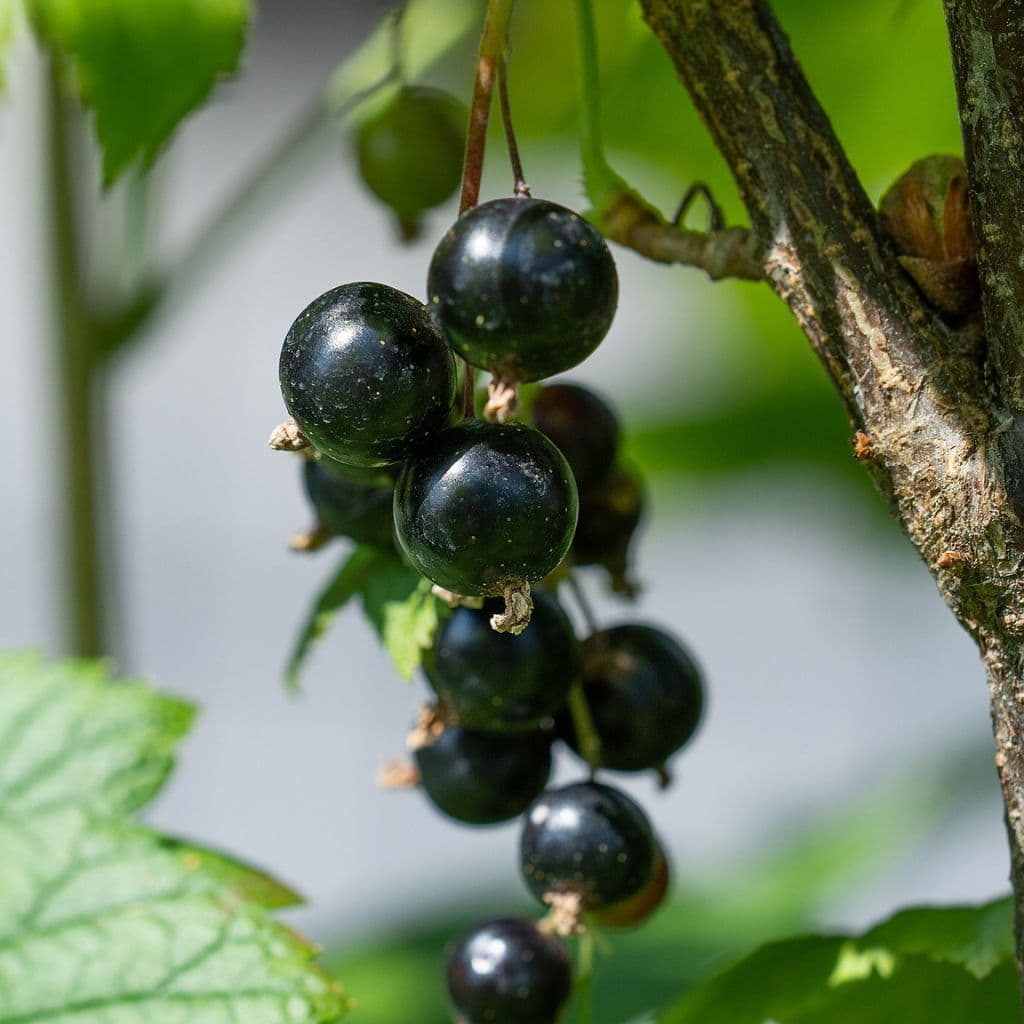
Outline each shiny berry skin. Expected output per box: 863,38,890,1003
572,464,644,566
427,197,618,382
423,589,579,732
302,457,395,549
446,917,572,1024
532,383,620,493
394,420,578,596
560,624,704,772
593,841,670,928
279,282,457,468
415,724,552,825
520,781,657,910
356,86,467,240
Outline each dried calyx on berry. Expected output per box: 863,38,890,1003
879,154,979,317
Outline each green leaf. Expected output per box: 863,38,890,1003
360,564,445,680
285,546,390,691
862,900,1014,981
0,652,194,817
0,0,15,93
28,0,250,183
660,899,1017,1024
0,653,349,1022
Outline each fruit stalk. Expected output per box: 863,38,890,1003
575,927,595,1024
497,55,529,197
566,684,602,773
458,0,515,213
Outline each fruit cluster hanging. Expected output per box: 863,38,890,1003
271,6,709,1019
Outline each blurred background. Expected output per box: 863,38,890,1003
0,0,1009,1020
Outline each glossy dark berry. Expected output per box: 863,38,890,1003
356,86,467,240
415,724,552,825
302,457,395,549
423,589,579,732
446,917,572,1024
562,624,703,772
572,464,644,595
394,420,578,596
279,282,457,468
573,464,644,564
428,197,618,382
520,781,657,910
593,840,670,928
532,383,620,493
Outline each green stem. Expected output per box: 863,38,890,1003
458,0,515,213
567,683,602,774
45,59,106,657
575,0,627,210
575,927,595,1024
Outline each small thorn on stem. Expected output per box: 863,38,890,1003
377,758,421,789
431,584,485,609
490,580,533,634
269,417,310,451
288,525,333,552
537,891,586,937
484,375,519,422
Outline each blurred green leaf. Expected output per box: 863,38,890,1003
28,0,250,183
660,899,1016,1024
0,653,349,1022
862,901,1014,980
285,546,390,691
326,0,480,115
0,0,15,92
360,563,446,680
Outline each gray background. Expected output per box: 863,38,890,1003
0,1,1006,947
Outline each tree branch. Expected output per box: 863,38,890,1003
943,1,1024,412
639,0,1024,997
600,191,762,281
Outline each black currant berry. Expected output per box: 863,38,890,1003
593,840,670,928
532,383,620,493
573,464,644,593
415,724,552,825
559,624,704,773
446,917,572,1024
520,781,657,910
279,282,457,468
423,589,579,732
356,86,467,240
394,420,578,597
427,197,618,382
301,457,395,550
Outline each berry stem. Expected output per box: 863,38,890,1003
567,684,602,775
575,927,595,1024
497,54,530,197
388,2,409,83
461,361,476,419
458,0,515,213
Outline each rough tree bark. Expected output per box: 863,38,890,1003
622,0,1024,998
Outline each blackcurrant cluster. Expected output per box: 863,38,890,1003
275,191,706,1022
